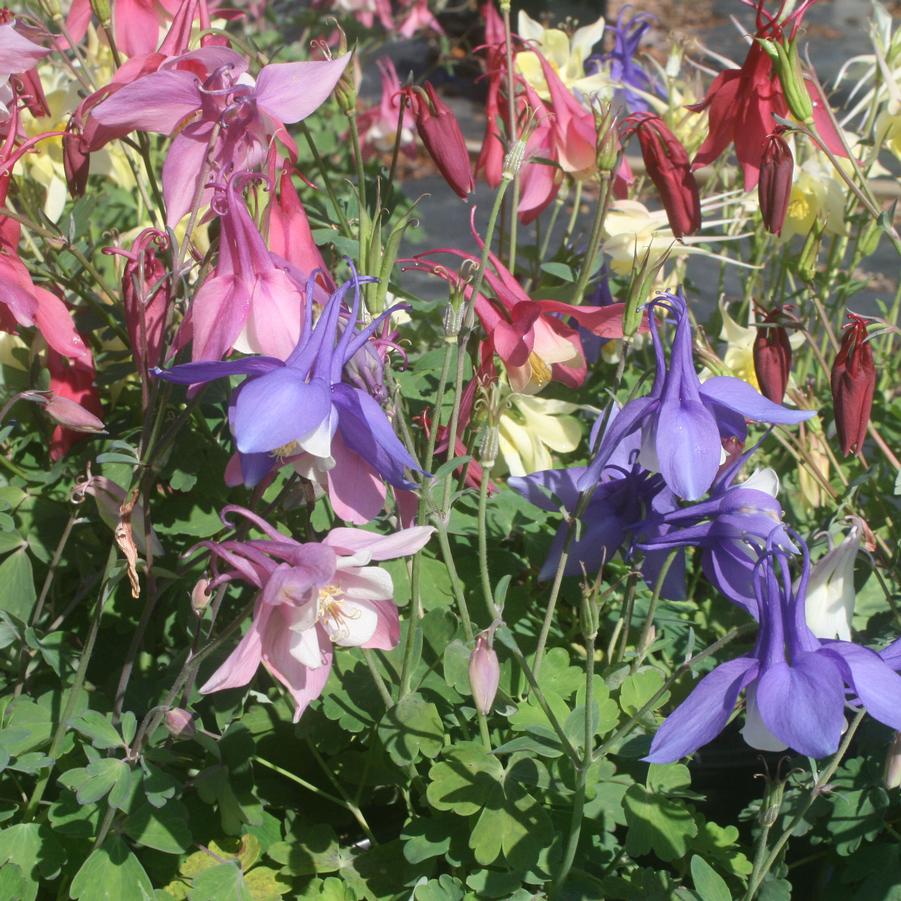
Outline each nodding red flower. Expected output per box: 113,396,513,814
830,314,875,457
753,306,793,403
404,83,474,199
689,0,843,191
626,113,701,239
758,130,793,235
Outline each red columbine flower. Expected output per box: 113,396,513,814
626,113,701,239
689,0,843,191
404,83,474,199
753,306,792,402
830,314,875,457
758,130,793,235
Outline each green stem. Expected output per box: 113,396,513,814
742,709,866,900
299,122,352,235
362,649,393,708
571,175,611,304
631,549,678,671
25,545,118,820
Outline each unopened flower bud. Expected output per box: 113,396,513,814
758,132,793,236
90,0,112,25
805,520,863,641
164,708,196,739
753,307,792,403
830,314,875,457
405,84,474,199
884,732,901,790
760,38,813,124
628,114,700,239
469,633,500,715
594,104,620,173
479,425,499,470
43,395,106,433
192,578,212,614
502,138,527,181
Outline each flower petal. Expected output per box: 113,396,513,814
234,371,331,454
821,642,901,731
91,69,201,133
323,525,434,561
199,603,269,694
254,54,351,124
645,657,758,763
654,397,722,501
699,376,815,424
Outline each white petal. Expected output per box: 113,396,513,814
742,467,780,497
324,598,379,647
741,688,787,752
288,624,326,668
336,566,394,601
299,405,338,458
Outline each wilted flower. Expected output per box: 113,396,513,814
831,314,875,456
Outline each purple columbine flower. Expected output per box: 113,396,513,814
647,535,901,762
576,291,814,502
154,272,422,492
637,445,796,617
587,6,664,114
509,406,685,598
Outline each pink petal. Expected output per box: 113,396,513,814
199,603,270,693
0,23,49,78
33,287,92,364
91,69,200,134
189,273,251,363
361,599,400,650
254,54,351,124
242,268,305,360
113,0,161,57
323,525,434,561
326,431,387,524
162,124,213,227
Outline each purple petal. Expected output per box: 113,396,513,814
821,642,901,731
234,371,331,454
91,70,201,134
756,654,845,758
254,54,351,124
645,657,758,763
699,377,815,425
239,451,275,488
332,384,421,488
654,398,722,500
577,396,655,491
702,544,759,618
880,637,901,671
508,468,585,512
152,357,282,385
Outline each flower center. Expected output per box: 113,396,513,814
316,584,360,641
272,439,303,461
528,352,552,389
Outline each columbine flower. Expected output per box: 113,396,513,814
515,11,608,100
358,58,416,159
805,519,865,641
497,394,583,476
781,156,847,241
91,46,350,225
509,404,683,595
577,292,814,501
647,537,901,762
195,507,433,721
154,272,423,506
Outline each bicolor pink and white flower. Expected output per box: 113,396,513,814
194,507,433,720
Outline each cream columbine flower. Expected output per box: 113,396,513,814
805,520,865,641
497,394,583,476
602,197,753,277
781,157,847,241
516,11,609,101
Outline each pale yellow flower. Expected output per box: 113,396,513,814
781,157,847,242
516,11,610,101
497,394,583,476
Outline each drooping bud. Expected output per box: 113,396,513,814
758,131,793,236
884,732,901,790
405,83,474,199
594,103,620,173
164,708,196,739
119,230,171,375
830,314,875,457
43,395,106,433
468,632,500,715
627,114,700,239
753,307,792,403
191,578,212,615
63,119,90,199
805,520,864,641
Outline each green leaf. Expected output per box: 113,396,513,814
379,694,444,766
414,874,465,901
426,747,504,816
536,647,582,699
71,711,125,750
540,262,575,282
619,668,668,716
0,823,66,887
623,783,699,862
124,801,193,854
0,549,36,622
69,836,154,900
61,759,129,805
188,862,252,901
268,827,352,876
690,856,732,901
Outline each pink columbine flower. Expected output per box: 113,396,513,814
357,58,416,160
195,506,434,721
90,46,350,225
183,172,308,363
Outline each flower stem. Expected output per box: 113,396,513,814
571,175,611,304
